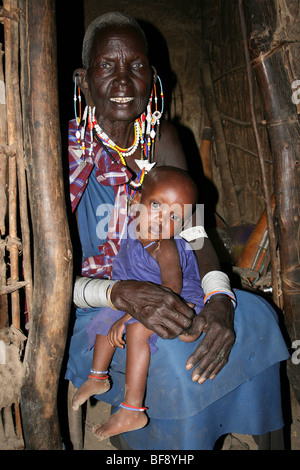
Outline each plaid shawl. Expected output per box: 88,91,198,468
69,119,133,278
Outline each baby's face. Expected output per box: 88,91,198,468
134,180,194,243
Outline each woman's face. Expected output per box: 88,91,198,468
86,25,153,125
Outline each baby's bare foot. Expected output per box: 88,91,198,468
72,377,110,410
92,407,148,441
179,332,199,342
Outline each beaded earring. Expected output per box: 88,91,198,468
72,74,164,204
73,76,81,127
142,75,164,163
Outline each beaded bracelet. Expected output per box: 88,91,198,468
204,290,237,309
202,271,237,309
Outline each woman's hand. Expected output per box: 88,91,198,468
184,295,235,383
110,280,194,339
110,281,235,382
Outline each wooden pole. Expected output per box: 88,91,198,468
242,0,300,403
3,0,20,329
0,42,8,331
238,1,279,307
20,0,73,449
2,0,25,445
200,58,241,225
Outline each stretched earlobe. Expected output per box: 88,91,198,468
73,67,93,106
73,68,89,90
151,66,158,84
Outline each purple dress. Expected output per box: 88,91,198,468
86,221,204,353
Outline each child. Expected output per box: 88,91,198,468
71,166,205,440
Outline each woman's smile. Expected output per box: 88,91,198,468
109,97,134,103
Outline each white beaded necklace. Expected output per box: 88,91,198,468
93,120,141,157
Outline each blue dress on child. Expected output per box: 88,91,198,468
65,167,290,450
85,220,205,354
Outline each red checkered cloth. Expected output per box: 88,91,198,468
69,119,133,278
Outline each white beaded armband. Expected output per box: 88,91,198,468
202,271,237,308
73,276,119,309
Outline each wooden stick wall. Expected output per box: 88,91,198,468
0,0,73,449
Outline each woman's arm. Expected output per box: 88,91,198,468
154,121,188,170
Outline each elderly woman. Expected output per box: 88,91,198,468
65,12,289,450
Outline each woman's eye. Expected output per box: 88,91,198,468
100,62,111,69
132,62,143,70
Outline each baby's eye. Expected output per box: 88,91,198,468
170,213,181,222
151,201,160,210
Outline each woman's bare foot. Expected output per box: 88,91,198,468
92,407,148,441
72,377,110,410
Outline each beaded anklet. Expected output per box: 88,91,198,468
88,369,109,380
119,402,147,412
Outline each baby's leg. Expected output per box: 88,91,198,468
92,322,152,440
72,334,114,410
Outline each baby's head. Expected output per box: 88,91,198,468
133,166,199,242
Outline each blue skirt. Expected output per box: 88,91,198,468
65,289,289,450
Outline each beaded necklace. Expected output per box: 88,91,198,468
93,119,141,165
74,75,164,199
73,73,164,167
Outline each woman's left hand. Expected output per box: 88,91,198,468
184,295,235,383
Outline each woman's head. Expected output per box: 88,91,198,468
82,12,148,70
76,12,154,124
133,166,199,242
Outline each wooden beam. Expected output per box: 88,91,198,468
19,0,73,449
242,0,300,403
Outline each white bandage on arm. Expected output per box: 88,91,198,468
202,271,237,308
179,225,208,242
73,276,118,308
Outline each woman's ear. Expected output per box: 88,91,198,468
73,68,88,89
73,68,93,105
151,66,158,84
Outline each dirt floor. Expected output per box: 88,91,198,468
82,389,300,451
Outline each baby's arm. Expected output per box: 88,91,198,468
156,240,200,343
155,239,183,295
108,313,131,348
